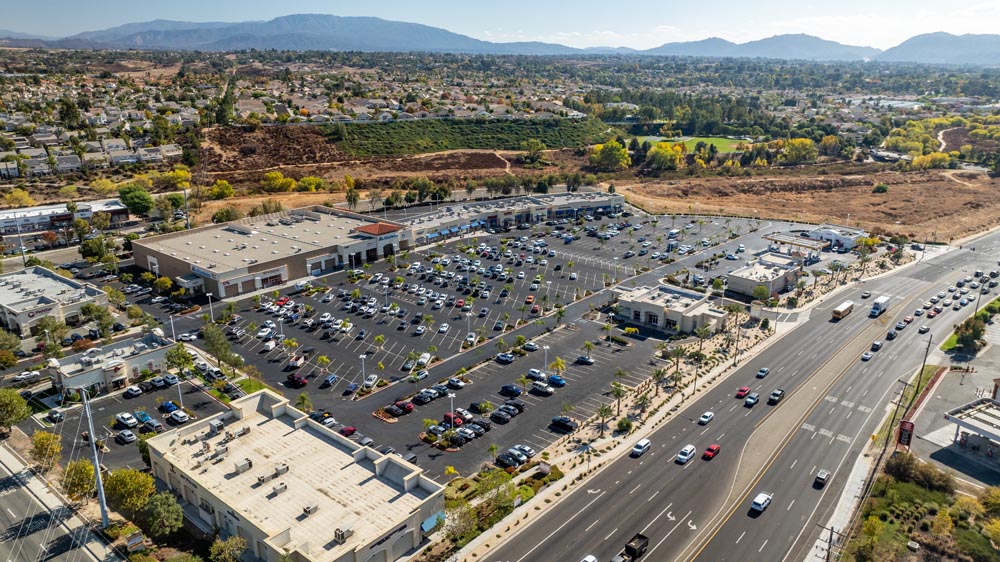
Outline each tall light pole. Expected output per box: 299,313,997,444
448,393,456,429
206,292,215,323
466,312,473,335
279,318,284,338
543,345,550,373
80,388,109,528
359,354,366,382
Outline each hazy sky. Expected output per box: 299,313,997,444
12,0,1000,49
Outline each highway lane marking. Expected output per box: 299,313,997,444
5,508,13,517
717,433,725,440
629,484,642,494
789,459,797,470
604,528,618,541
846,411,853,419
759,539,769,552
787,499,796,511
644,509,693,559
585,519,600,532
729,404,738,412
736,531,746,544
648,491,659,502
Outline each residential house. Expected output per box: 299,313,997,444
24,158,52,176
54,155,82,174
82,152,110,169
0,161,18,179
108,149,139,165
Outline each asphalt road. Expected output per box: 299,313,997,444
487,239,998,562
0,463,85,562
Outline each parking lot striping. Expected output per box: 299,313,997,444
736,531,746,544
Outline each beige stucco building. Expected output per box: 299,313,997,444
613,285,727,334
0,266,108,337
726,252,804,298
147,390,444,562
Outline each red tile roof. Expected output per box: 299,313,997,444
354,222,401,236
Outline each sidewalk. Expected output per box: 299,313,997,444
0,443,124,562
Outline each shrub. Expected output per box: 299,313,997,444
872,183,890,193
953,527,1000,562
616,418,633,433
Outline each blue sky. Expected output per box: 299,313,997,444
12,0,1000,49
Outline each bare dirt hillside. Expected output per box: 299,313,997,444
618,169,998,242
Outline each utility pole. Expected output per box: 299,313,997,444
907,334,934,414
81,389,109,528
814,523,846,561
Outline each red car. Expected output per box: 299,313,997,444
927,310,938,318
286,374,307,388
275,296,290,306
443,412,464,427
703,444,721,460
903,316,914,324
531,304,540,314
395,401,414,413
339,426,357,437
736,387,751,398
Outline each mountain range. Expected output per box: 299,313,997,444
3,14,1000,65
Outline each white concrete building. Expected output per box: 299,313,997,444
46,330,174,396
0,267,108,337
807,223,867,250
613,285,727,334
147,390,444,562
726,252,803,298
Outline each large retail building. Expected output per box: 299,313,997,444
147,390,444,562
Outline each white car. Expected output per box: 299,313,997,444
163,374,180,385
178,332,197,341
256,328,273,339
364,374,379,388
438,323,450,333
698,411,715,425
676,444,696,464
751,492,773,512
169,410,190,424
465,333,476,345
124,386,143,398
116,412,139,428
14,370,39,382
319,312,332,322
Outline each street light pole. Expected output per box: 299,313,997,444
80,388,109,528
359,354,366,382
448,393,456,429
543,345,550,372
466,312,472,335
206,292,215,323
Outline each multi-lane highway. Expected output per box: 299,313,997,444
488,236,998,562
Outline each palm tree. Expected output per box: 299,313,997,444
350,288,362,300
694,326,712,354
516,374,530,392
479,400,494,414
373,334,385,350
613,367,628,386
561,401,575,416
422,418,437,435
582,341,595,359
555,307,566,326
422,314,435,329
669,346,686,373
549,356,567,377
635,392,652,414
515,335,526,348
564,261,573,278
283,338,299,356
495,337,507,352
317,355,331,374
611,382,628,416
518,305,528,322
444,465,459,479
295,392,312,413
651,368,666,395
603,323,613,344
596,404,614,437
488,443,499,460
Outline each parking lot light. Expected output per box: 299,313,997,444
206,292,215,322
448,393,456,429
466,312,472,334
543,345,550,370
359,354,366,381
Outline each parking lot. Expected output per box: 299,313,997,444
27,379,226,471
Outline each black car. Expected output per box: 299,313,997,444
431,384,450,397
490,410,512,424
384,405,404,417
112,323,126,332
551,416,579,433
137,381,155,392
493,320,504,331
470,401,491,414
886,330,898,340
469,418,492,431
504,399,526,413
576,355,595,365
412,393,433,405
496,453,519,469
300,347,316,356
464,423,485,437
46,410,64,423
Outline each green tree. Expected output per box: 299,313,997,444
521,138,546,163
209,536,247,562
0,389,31,434
596,404,614,437
4,188,36,207
295,392,312,413
782,138,818,165
611,382,628,416
0,329,21,353
202,323,231,367
206,180,236,200
139,492,184,538
165,343,195,372
752,285,770,302
104,468,155,514
212,205,242,223
261,171,296,193
62,459,96,502
30,431,62,472
344,186,360,210
980,486,1000,518
589,140,631,171
118,184,155,215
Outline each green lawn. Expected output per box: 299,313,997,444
637,136,747,152
940,333,959,351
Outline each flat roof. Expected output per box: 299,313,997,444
136,207,403,275
763,233,829,251
405,192,623,231
616,285,707,312
945,398,1000,442
0,267,99,313
55,331,169,377
729,262,791,282
0,198,126,222
813,223,866,238
150,391,440,562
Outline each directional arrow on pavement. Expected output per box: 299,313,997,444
667,512,675,521
688,520,697,530
587,489,601,495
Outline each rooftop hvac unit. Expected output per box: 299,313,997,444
257,473,274,484
274,462,289,475
202,441,211,452
303,503,319,516
208,419,224,435
193,460,202,469
235,427,251,437
214,445,229,459
334,527,354,543
272,482,287,495
233,458,253,474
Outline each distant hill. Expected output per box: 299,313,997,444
878,32,1000,65
0,29,56,41
3,14,1000,64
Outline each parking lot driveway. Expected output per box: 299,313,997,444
39,380,225,471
